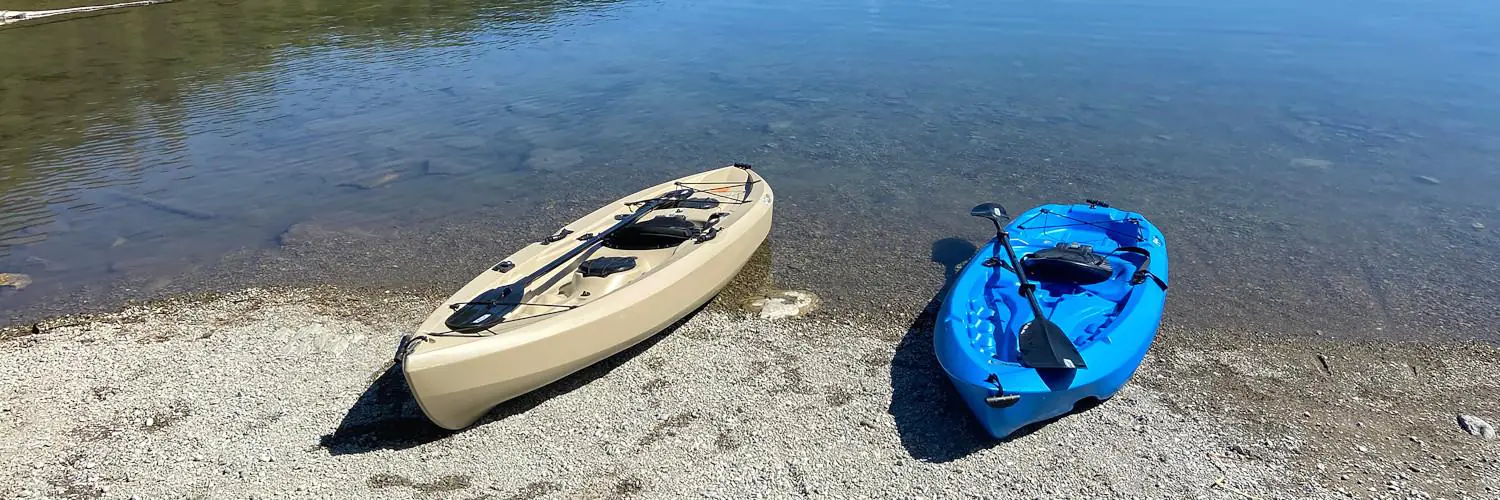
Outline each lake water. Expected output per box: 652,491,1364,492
2,0,1498,341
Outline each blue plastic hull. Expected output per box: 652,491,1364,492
934,203,1169,439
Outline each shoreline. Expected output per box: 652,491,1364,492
2,287,1496,498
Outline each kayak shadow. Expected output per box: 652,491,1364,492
888,238,1112,462
319,311,690,455
887,237,995,462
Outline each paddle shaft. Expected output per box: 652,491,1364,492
444,188,693,332
994,229,1050,322
513,193,681,293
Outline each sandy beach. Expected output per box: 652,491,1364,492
1,287,1495,499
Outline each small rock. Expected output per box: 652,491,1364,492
1290,158,1332,169
143,417,154,427
744,290,820,319
1456,414,1495,440
858,419,876,429
0,273,32,290
259,454,272,462
1358,446,1369,453
1413,175,1441,185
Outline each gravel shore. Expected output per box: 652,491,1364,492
1,288,1495,499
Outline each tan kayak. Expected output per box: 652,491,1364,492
396,164,774,430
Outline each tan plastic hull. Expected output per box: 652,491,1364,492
400,166,773,430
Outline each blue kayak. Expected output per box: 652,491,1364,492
934,200,1169,439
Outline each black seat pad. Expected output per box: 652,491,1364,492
1021,243,1113,285
602,216,703,250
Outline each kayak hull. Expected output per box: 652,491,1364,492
399,165,773,430
934,202,1168,439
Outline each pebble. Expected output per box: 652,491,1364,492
1456,414,1495,440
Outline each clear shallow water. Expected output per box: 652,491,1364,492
1,0,1498,340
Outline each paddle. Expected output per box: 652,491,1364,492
444,188,696,333
969,202,1087,370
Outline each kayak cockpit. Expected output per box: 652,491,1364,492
968,249,1145,365
961,207,1163,366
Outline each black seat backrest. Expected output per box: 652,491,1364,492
602,215,702,250
1021,243,1113,285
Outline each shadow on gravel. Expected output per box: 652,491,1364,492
889,237,994,462
890,237,1108,462
319,309,699,455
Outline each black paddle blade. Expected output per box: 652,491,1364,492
1017,319,1087,369
444,283,524,333
969,202,1009,221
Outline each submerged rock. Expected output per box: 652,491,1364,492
1472,222,1485,231
743,290,820,320
107,191,218,220
1290,158,1332,169
0,273,32,290
763,121,793,134
337,171,403,190
278,212,399,248
336,160,425,189
1413,175,1441,185
524,148,584,172
1457,414,1495,440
